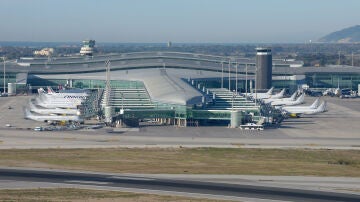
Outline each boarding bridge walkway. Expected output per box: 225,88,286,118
101,88,155,110
206,88,260,111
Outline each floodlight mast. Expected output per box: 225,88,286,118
105,60,111,107
221,61,224,88
3,57,5,94
245,63,248,97
105,60,111,89
255,65,257,105
228,59,231,91
232,90,236,111
235,61,238,94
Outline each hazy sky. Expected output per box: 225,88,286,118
0,0,359,43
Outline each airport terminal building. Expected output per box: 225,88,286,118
1,51,360,126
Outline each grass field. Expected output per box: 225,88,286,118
0,188,222,202
0,148,359,176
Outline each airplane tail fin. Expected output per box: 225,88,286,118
316,101,327,113
266,87,274,95
277,88,285,97
296,93,305,104
47,86,55,94
38,88,46,95
289,92,297,100
310,98,320,109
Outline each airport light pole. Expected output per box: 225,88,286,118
105,60,111,107
255,65,257,105
232,90,235,111
245,63,248,97
120,92,124,114
228,59,231,91
235,61,238,94
221,61,224,88
3,56,5,94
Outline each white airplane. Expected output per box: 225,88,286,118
47,86,56,94
35,87,88,109
35,96,81,109
248,87,286,99
271,93,305,106
268,88,286,99
29,101,80,115
46,86,88,96
38,88,47,94
247,87,273,99
263,90,295,104
24,108,82,122
283,101,327,118
282,98,320,111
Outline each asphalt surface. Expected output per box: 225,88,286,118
0,168,360,202
1,95,360,150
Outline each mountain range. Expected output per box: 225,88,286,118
319,25,360,43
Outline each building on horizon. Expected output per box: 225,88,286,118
80,40,96,56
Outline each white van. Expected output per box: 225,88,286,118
34,127,43,131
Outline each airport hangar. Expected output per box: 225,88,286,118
2,51,360,127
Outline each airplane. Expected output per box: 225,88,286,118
247,87,286,100
28,101,80,115
35,87,88,109
24,108,82,122
246,87,273,99
282,101,327,118
268,88,286,99
281,98,320,111
47,86,56,94
42,87,88,97
34,96,81,109
263,91,296,104
38,88,47,94
270,93,305,106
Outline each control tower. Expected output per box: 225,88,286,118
255,47,272,90
80,40,95,56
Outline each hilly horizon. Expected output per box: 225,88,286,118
319,25,360,43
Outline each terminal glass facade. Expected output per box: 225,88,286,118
306,73,360,89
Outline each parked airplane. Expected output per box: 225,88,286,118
270,93,305,106
283,101,327,118
45,86,88,96
24,108,82,122
36,87,88,109
47,86,56,94
282,98,320,111
268,88,286,99
247,87,286,99
263,91,297,104
29,101,80,115
35,96,81,109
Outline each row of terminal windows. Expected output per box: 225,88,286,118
306,74,360,89
15,73,360,91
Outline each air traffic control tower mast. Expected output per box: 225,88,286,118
80,40,96,56
255,47,272,90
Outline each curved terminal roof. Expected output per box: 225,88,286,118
5,51,360,105
5,51,360,75
35,68,225,106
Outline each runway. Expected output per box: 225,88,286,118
1,168,360,202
